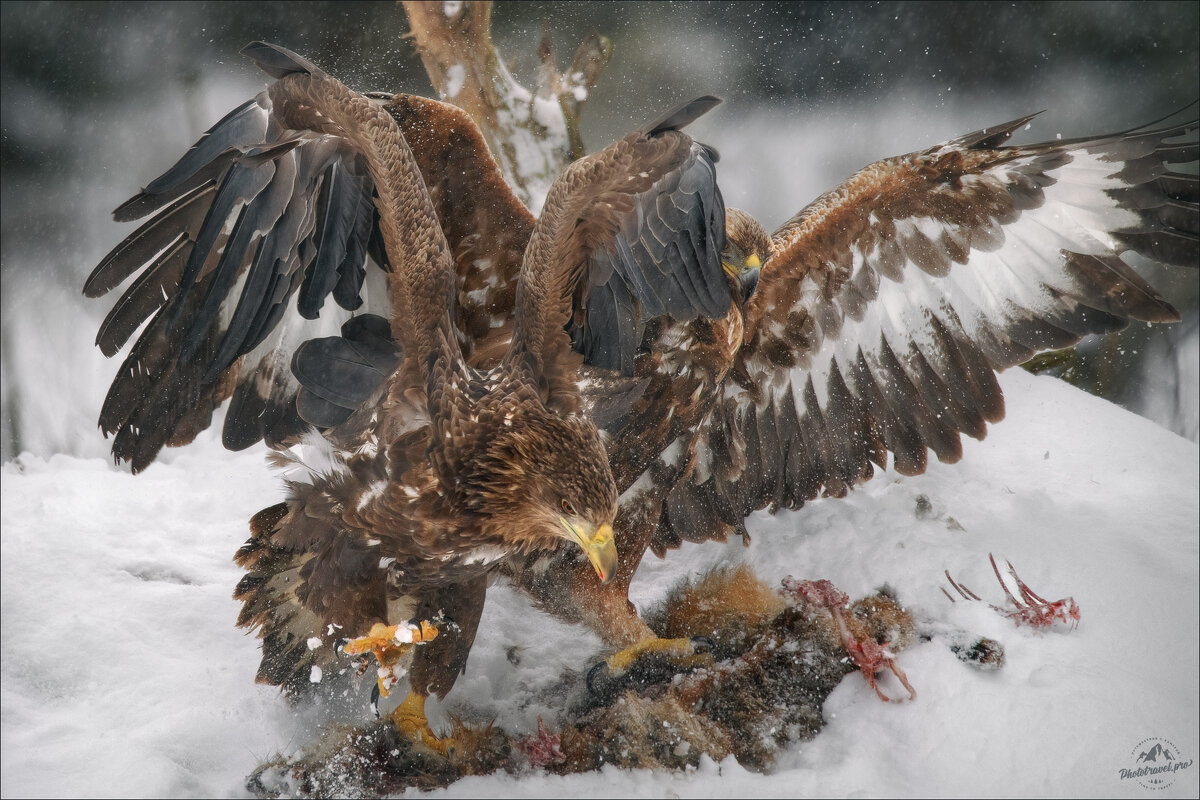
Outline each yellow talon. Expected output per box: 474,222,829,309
607,636,710,673
391,691,454,755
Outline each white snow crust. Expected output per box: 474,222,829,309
1,370,1197,798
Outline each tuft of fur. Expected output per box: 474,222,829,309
556,692,733,772
670,597,898,769
850,586,916,654
917,617,1006,670
645,563,787,657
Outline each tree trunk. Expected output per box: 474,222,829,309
401,0,611,211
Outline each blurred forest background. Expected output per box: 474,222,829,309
2,0,1197,464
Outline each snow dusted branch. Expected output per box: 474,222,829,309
401,0,612,212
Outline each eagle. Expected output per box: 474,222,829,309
86,39,1197,730
503,113,1198,681
83,42,748,743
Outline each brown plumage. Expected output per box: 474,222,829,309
87,39,1196,721
85,42,735,711
216,45,629,706
492,112,1198,689
667,111,1197,542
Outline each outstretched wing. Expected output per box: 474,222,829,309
88,42,729,470
85,43,393,471
671,111,1198,535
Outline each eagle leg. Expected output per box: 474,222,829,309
606,636,713,673
586,636,715,702
343,624,456,754
341,620,440,698
389,691,454,755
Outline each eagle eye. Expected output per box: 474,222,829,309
561,498,576,516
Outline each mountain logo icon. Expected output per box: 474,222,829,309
1136,742,1175,763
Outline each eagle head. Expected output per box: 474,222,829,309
723,207,771,301
464,410,618,583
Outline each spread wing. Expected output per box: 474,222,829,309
217,46,476,698
673,111,1198,533
84,43,393,471
503,97,730,414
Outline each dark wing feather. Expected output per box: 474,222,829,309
572,100,730,375
99,266,237,468
292,314,402,428
641,96,723,137
297,156,373,319
110,98,263,223
238,40,326,80
176,160,282,359
93,235,191,358
87,42,391,470
672,112,1198,539
332,179,376,311
84,182,215,299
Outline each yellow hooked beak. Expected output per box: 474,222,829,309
722,251,761,278
563,520,617,583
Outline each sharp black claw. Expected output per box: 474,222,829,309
369,681,381,718
333,637,350,655
586,660,610,699
585,638,715,706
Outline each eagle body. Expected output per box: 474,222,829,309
504,109,1199,650
238,365,614,695
504,244,765,645
88,43,738,701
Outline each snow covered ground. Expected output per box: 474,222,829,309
2,369,1197,798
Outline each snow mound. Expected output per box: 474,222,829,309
2,370,1197,798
